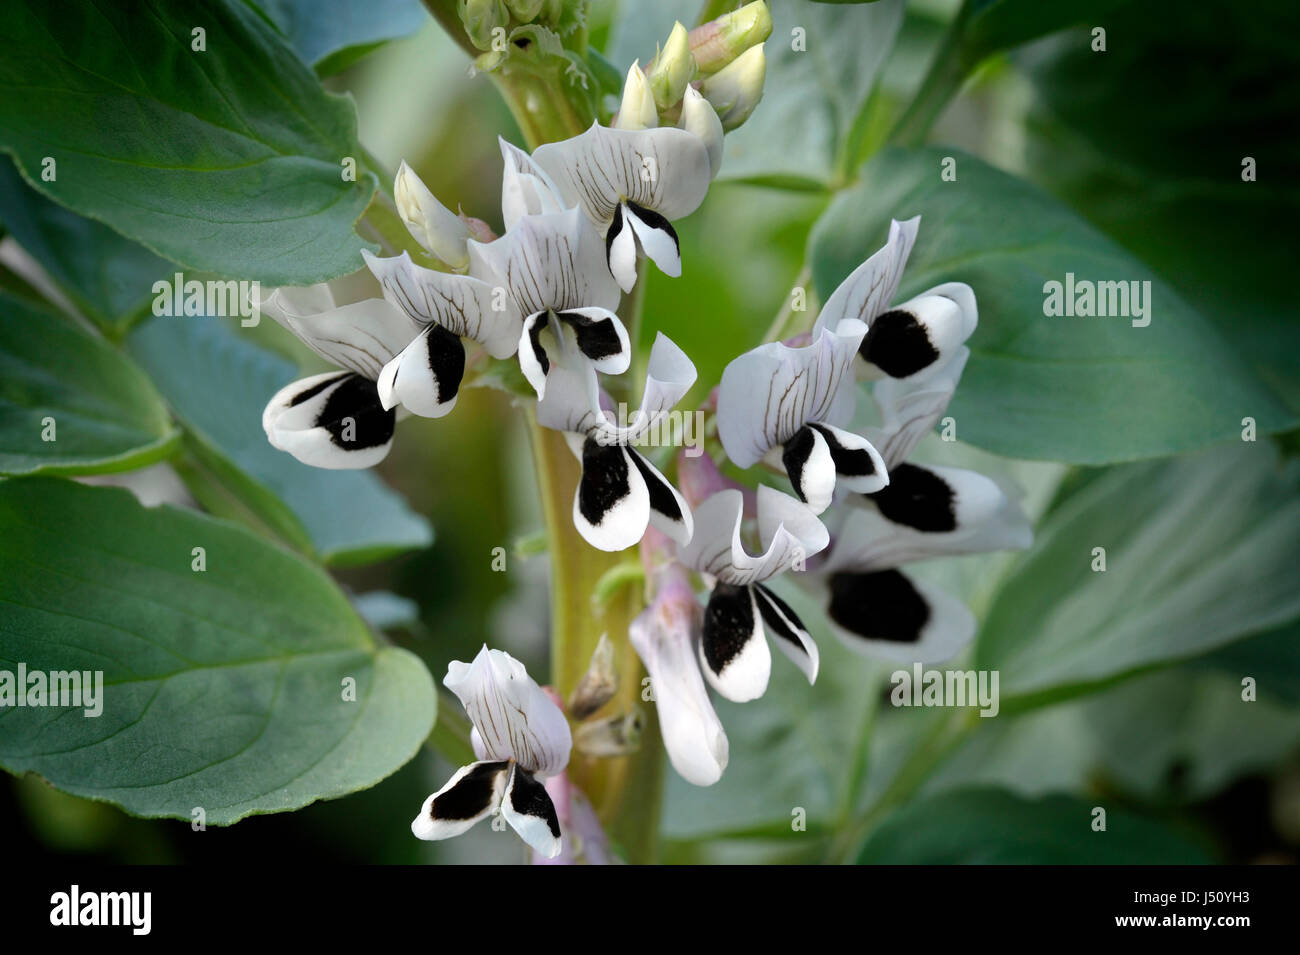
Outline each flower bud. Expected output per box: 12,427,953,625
689,1,772,76
700,45,766,132
678,85,724,179
394,161,469,269
460,0,509,52
612,61,658,130
646,22,695,110
504,0,545,23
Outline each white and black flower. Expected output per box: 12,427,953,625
412,646,572,858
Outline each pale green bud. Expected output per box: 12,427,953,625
689,1,772,76
700,44,766,131
646,21,695,110
394,161,470,268
504,0,545,22
459,0,509,53
613,60,658,130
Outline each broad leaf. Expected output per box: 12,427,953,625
0,292,178,475
811,148,1295,462
0,157,169,337
127,315,432,567
0,0,377,285
858,787,1210,864
975,443,1300,707
253,0,428,76
0,478,436,825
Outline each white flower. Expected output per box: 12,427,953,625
536,333,696,551
676,486,829,702
257,283,423,469
412,646,572,858
531,95,712,292
716,320,888,514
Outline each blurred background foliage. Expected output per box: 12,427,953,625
4,0,1299,864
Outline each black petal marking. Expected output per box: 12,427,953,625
508,768,561,838
557,309,622,362
866,462,957,532
702,583,757,675
810,423,877,478
429,761,509,821
827,570,930,644
288,371,350,407
754,584,810,655
578,438,631,526
316,374,396,450
860,309,940,378
625,200,680,257
781,425,817,504
604,203,626,275
628,448,683,523
425,323,466,404
527,311,552,378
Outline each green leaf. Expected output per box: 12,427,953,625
251,0,428,76
1019,1,1300,411
857,787,1210,863
811,147,1295,462
0,477,436,824
975,443,1300,708
126,315,432,567
957,0,1124,63
0,292,179,476
0,0,377,285
0,157,169,337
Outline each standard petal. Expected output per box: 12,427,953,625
363,249,521,360
824,569,975,664
501,765,563,858
716,319,866,468
499,137,567,231
753,583,819,685
573,438,650,552
262,371,395,470
698,583,771,702
628,448,693,545
812,216,920,338
678,485,829,585
410,760,510,841
375,323,465,418
629,575,729,787
259,289,423,380
468,207,621,316
865,348,968,468
532,122,711,225
444,646,573,776
859,282,977,382
394,160,470,268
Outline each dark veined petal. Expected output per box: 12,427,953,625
813,216,920,338
501,764,563,858
573,437,650,552
376,323,466,418
698,583,771,702
411,760,510,841
262,371,396,470
753,584,819,685
825,569,975,664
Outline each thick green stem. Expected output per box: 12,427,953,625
887,1,975,148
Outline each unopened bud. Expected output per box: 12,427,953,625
613,61,658,130
394,161,469,268
574,709,644,758
459,212,495,245
460,0,509,52
689,1,772,76
504,0,544,22
568,634,618,720
646,22,695,110
679,86,724,178
700,45,766,132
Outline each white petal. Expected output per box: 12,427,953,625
394,160,469,268
613,60,658,130
812,423,889,495
519,310,553,398
753,583,819,685
860,282,978,383
262,371,394,470
362,249,521,360
410,760,509,841
607,204,639,292
573,440,650,552
626,203,682,279
813,216,921,338
375,323,465,418
679,85,724,179
444,646,573,776
556,306,631,377
629,579,729,786
498,137,568,231
254,282,334,318
678,484,829,586
532,122,710,226
501,765,563,858
781,423,837,514
468,207,621,316
824,569,975,665
260,290,423,381
716,319,865,468
628,448,693,545
866,348,968,468
698,584,771,702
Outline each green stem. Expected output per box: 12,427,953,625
887,1,975,148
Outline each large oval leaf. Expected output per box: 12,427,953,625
0,478,436,824
0,292,178,475
811,147,1294,462
0,0,377,285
